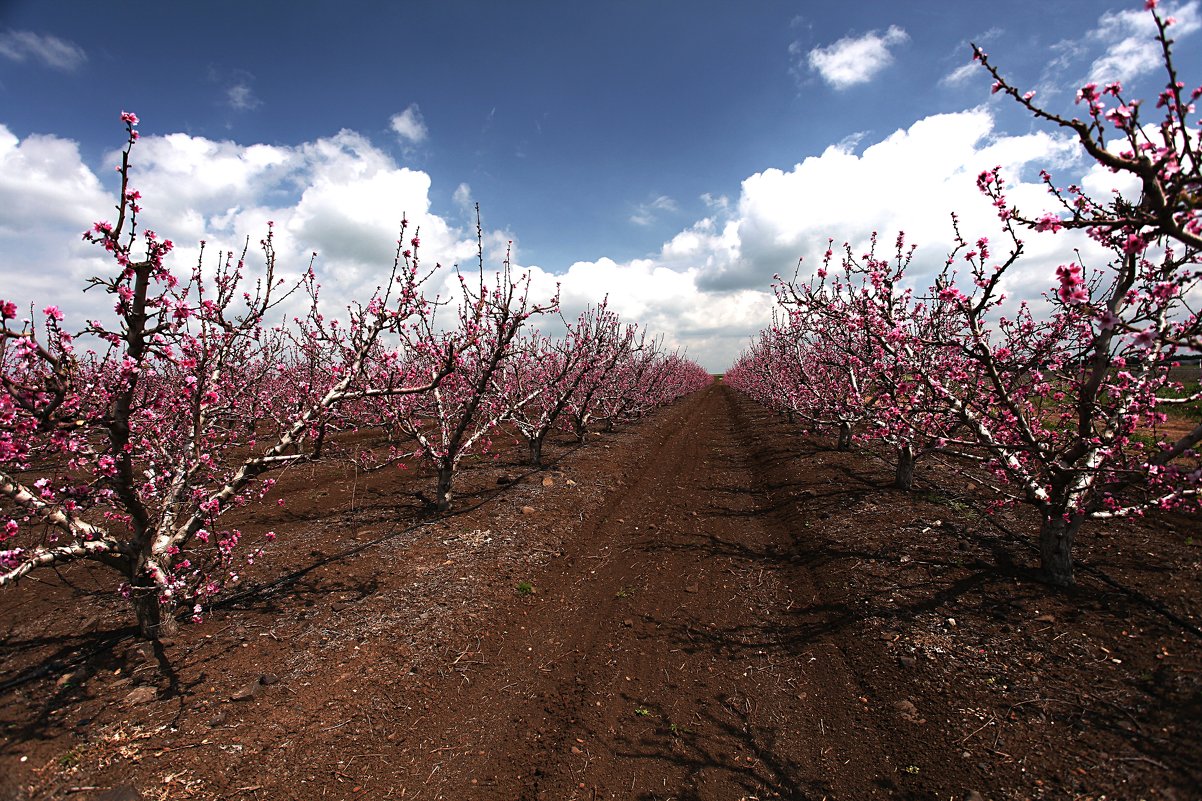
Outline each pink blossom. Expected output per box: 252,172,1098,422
120,111,139,126
1123,232,1147,254
1034,213,1063,233
1056,263,1088,305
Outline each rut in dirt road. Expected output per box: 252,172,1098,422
398,384,912,800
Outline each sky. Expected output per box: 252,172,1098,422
1,0,1199,371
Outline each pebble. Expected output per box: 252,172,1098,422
231,680,261,701
55,668,88,689
123,686,158,706
521,506,537,516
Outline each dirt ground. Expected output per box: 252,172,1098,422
1,383,1200,801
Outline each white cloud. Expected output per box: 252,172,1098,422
545,256,773,367
1088,1,1200,84
0,109,1131,372
941,61,979,87
227,83,262,111
700,193,730,213
536,109,1099,369
0,126,108,232
805,25,909,89
0,123,486,343
630,195,679,226
452,182,474,213
0,125,112,319
0,30,86,71
390,104,428,146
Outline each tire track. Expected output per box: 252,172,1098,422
400,384,905,800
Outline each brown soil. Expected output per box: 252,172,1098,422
2,384,1200,801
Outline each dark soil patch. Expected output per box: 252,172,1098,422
2,384,1199,800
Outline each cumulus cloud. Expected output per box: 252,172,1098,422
1088,0,1200,84
805,25,909,89
546,256,773,367
0,108,1129,372
390,104,428,146
0,125,113,317
541,109,1102,368
687,110,1080,294
0,123,486,341
0,30,86,71
0,126,108,232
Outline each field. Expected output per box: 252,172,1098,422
2,382,1200,800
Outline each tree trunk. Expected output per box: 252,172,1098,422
894,443,915,490
435,465,454,512
311,420,327,459
837,422,852,451
131,583,177,640
529,434,545,469
1039,514,1080,586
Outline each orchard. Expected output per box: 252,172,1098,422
0,113,707,639
1,2,1200,799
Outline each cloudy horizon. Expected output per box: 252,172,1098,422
1,0,1197,370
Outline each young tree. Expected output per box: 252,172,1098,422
924,181,1201,585
390,231,558,510
500,301,624,468
564,316,641,443
772,234,963,488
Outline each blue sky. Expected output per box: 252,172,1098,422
2,0,1199,369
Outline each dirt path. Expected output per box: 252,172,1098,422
391,384,904,800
